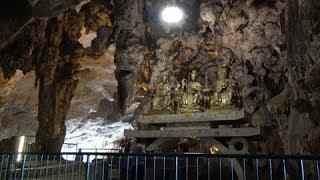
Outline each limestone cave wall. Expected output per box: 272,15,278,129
145,0,286,117
0,0,117,152
268,0,320,155
125,0,287,154
0,10,85,152
0,0,319,156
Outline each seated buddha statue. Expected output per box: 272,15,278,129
151,74,173,112
210,65,236,108
179,70,203,113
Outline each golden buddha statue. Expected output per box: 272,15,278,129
202,73,212,109
179,70,203,113
174,78,187,110
151,74,173,112
210,65,236,108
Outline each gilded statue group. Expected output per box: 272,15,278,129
151,65,242,114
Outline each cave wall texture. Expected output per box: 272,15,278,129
0,9,86,152
116,0,287,154
0,0,319,155
268,0,320,155
0,0,117,152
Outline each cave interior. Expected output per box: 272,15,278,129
0,0,319,160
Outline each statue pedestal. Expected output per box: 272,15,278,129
124,108,261,138
165,122,211,130
139,108,245,124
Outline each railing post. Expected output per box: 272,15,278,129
153,156,156,180
243,158,247,180
94,155,97,180
196,157,199,180
85,155,90,180
219,158,222,180
255,159,259,180
282,159,287,180
126,156,129,180
6,155,12,180
185,157,188,180
163,157,166,180
300,159,305,180
0,155,3,178
268,159,272,180
207,157,210,180
175,156,178,180
144,156,147,180
135,156,138,180
316,161,320,180
20,154,26,180
231,158,234,180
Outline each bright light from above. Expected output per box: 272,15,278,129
161,6,183,23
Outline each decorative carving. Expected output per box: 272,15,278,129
210,65,236,108
134,49,154,99
149,66,242,114
179,70,203,113
133,82,148,91
202,73,212,109
151,74,173,112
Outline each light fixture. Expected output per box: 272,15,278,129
161,6,183,23
16,136,25,162
210,145,219,154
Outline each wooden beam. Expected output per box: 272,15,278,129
138,109,244,124
124,127,260,138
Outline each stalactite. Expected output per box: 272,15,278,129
113,0,148,114
35,10,84,153
0,9,84,153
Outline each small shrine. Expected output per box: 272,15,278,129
125,65,261,156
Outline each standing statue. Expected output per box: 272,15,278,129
174,78,187,112
202,73,212,109
179,70,203,113
151,74,173,112
210,65,237,108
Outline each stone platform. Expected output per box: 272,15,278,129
125,108,261,138
137,108,245,124
124,127,260,138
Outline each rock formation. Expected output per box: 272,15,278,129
0,71,38,140
0,0,319,160
0,10,84,152
268,0,320,155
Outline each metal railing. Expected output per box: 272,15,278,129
0,152,319,180
0,136,79,154
76,148,121,153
